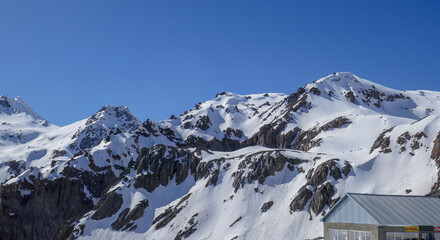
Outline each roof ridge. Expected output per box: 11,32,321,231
346,193,382,224
347,192,440,199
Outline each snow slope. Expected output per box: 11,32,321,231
1,72,440,240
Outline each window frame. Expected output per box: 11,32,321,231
349,230,372,240
329,228,349,240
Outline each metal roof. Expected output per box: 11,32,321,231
323,193,440,226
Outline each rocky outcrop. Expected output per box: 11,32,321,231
307,159,346,187
229,216,242,227
430,131,440,161
345,91,356,103
133,145,194,192
359,86,408,108
111,200,149,231
184,135,241,152
370,127,394,153
397,131,411,145
310,182,335,215
396,131,427,153
195,115,212,131
309,87,321,95
243,122,300,149
91,190,123,220
174,213,198,240
430,131,440,196
290,186,313,212
195,159,224,187
231,151,307,192
291,117,351,152
0,176,94,240
261,201,274,212
289,159,351,216
241,117,350,153
287,87,310,112
153,194,191,230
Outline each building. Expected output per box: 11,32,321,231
322,193,440,240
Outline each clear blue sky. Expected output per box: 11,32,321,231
1,1,439,126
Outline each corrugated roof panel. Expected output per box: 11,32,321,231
349,193,440,226
322,195,379,224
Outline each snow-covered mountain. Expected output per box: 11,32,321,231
0,72,439,240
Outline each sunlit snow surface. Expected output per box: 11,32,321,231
1,73,440,239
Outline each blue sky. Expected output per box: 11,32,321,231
1,1,439,126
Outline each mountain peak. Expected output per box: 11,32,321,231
311,72,391,92
314,72,366,87
316,72,357,82
0,95,46,121
86,105,141,131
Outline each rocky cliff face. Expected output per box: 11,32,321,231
1,72,440,240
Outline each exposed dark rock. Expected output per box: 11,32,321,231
430,131,440,196
52,149,67,158
111,200,149,231
78,167,117,198
345,91,356,103
431,131,440,161
360,87,383,108
133,145,193,192
0,97,12,108
307,160,342,187
175,225,197,240
0,176,94,240
287,87,310,112
385,93,406,102
415,131,427,139
174,213,198,240
358,87,408,109
223,128,243,139
229,216,242,227
143,119,158,135
231,151,306,192
215,92,227,98
310,182,335,215
410,140,420,150
153,194,191,230
400,146,406,152
291,117,351,152
182,114,350,154
290,186,312,212
397,131,411,145
370,127,394,153
159,126,179,142
195,115,212,131
243,122,300,149
290,159,348,215
309,87,321,95
320,117,351,132
341,162,352,176
184,135,241,152
194,158,225,188
261,201,274,212
5,161,25,176
53,219,78,240
183,122,191,129
91,190,123,220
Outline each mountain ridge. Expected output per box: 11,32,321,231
0,72,439,240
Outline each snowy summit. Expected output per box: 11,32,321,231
0,72,439,240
